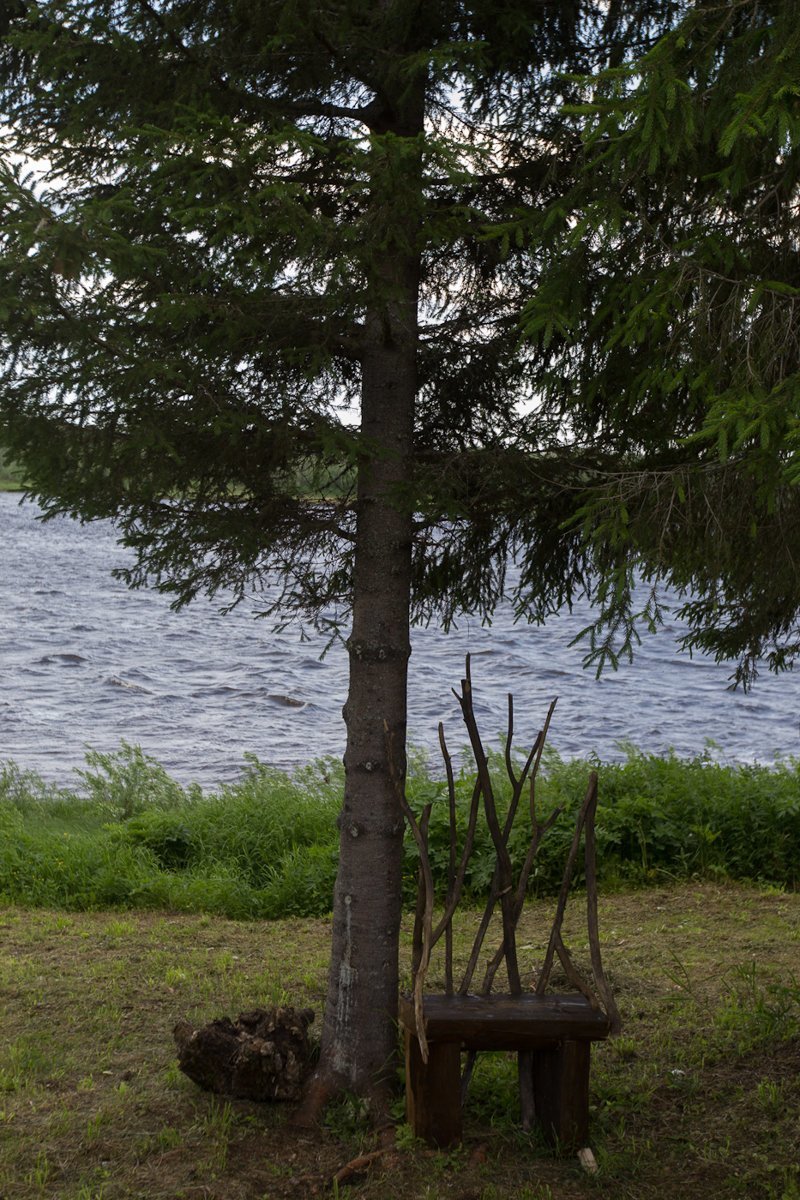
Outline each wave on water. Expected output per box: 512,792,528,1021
1,493,799,786
105,676,153,694
36,653,88,666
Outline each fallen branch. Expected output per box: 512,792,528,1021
333,1147,397,1185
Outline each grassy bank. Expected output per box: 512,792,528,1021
0,451,350,496
1,744,798,918
0,467,24,491
1,882,798,1199
0,448,24,490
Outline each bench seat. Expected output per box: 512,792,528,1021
399,992,611,1048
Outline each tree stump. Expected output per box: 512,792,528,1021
173,1006,314,1101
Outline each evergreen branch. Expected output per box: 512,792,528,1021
131,0,375,128
273,98,379,125
132,0,231,95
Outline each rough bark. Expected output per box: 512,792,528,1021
310,335,416,1111
298,72,424,1119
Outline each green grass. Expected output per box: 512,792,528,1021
0,465,24,490
1,742,798,919
0,449,352,497
0,447,24,490
0,750,343,918
0,883,798,1198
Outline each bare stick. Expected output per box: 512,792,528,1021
536,775,596,995
501,730,540,844
430,732,482,947
519,1048,535,1131
498,698,557,915
553,929,600,1007
459,865,501,995
514,804,562,915
483,700,559,990
333,1148,391,1185
584,775,622,1033
529,698,557,800
411,803,432,980
457,657,521,993
512,696,558,909
505,693,518,789
479,804,564,996
439,722,457,996
500,699,552,849
478,934,508,994
460,1049,478,1107
385,723,434,1062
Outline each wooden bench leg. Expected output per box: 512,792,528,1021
404,1028,462,1147
527,1040,591,1148
518,1048,535,1131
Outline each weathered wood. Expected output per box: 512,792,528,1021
439,721,457,996
518,1047,535,1132
400,993,608,1146
399,993,611,1050
536,774,597,996
530,1040,592,1148
584,779,623,1035
404,1026,462,1146
411,802,432,981
456,664,522,993
398,662,618,1150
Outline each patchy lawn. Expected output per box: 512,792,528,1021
1,881,798,1199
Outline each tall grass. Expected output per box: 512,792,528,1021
1,742,797,918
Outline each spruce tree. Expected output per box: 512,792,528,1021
2,0,795,1111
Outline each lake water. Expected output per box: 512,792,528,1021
1,492,798,788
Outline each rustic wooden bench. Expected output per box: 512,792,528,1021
392,658,620,1149
399,993,610,1146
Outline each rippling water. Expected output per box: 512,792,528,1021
1,492,798,786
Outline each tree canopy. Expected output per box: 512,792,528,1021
521,0,800,683
0,0,690,634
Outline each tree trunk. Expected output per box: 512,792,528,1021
313,338,416,1111
298,73,424,1119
